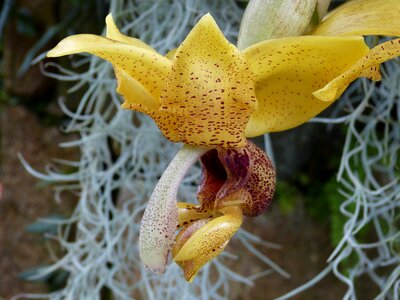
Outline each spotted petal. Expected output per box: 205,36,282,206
177,202,217,228
315,38,400,102
104,14,160,114
159,14,257,148
198,142,275,216
173,206,242,262
139,145,207,274
47,32,170,105
312,0,400,37
243,36,370,136
105,14,156,51
172,219,228,282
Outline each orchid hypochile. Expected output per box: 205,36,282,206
48,0,400,281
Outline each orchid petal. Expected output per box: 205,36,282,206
177,202,217,228
316,0,331,21
312,0,400,37
105,14,156,51
315,38,400,102
139,145,207,274
240,142,275,216
243,36,370,136
172,220,210,258
173,206,242,262
237,0,317,49
104,14,159,113
47,34,171,101
198,142,275,216
117,68,159,114
180,241,228,282
165,48,177,60
159,14,257,148
172,219,228,282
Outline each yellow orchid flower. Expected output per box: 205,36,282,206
173,142,275,281
47,3,400,147
47,0,400,282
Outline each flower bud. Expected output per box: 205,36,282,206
317,0,331,20
238,0,317,49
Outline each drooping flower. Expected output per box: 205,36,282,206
47,0,400,281
173,142,275,281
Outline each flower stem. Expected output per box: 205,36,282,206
139,144,208,274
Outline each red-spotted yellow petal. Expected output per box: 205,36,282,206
172,219,228,282
181,241,228,282
47,34,170,101
172,220,209,259
116,67,160,115
243,36,370,136
105,14,160,113
173,206,243,262
177,202,218,228
312,0,400,36
315,38,400,102
105,14,156,51
159,14,257,148
165,48,177,60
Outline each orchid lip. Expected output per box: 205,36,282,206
198,142,276,217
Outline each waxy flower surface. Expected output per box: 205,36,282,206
172,142,275,281
47,0,400,281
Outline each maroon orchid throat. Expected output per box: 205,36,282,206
198,141,276,216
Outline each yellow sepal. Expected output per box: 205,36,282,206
47,34,170,101
173,206,242,261
243,35,370,136
104,14,160,113
159,14,257,148
315,38,400,102
105,14,156,51
312,0,400,37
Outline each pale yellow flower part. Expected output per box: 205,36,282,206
158,15,256,148
48,14,256,148
47,34,170,102
315,38,400,101
244,0,400,136
48,10,400,146
105,15,156,51
105,15,161,113
173,207,243,261
312,0,400,36
244,36,370,136
172,206,242,282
